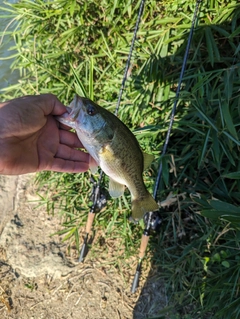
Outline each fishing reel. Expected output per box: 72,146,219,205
89,175,109,213
143,209,162,233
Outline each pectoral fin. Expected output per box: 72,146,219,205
109,178,125,198
143,152,155,171
89,156,99,174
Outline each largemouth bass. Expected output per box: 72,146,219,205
57,95,158,220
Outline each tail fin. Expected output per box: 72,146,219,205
131,191,158,220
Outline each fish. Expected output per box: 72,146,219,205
56,95,158,220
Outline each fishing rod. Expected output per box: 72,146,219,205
78,0,146,263
131,0,202,293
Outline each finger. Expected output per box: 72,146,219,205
55,144,89,163
59,130,84,148
59,123,73,131
48,158,89,173
39,94,67,116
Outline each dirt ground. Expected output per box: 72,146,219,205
0,174,167,319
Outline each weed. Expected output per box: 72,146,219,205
1,0,240,317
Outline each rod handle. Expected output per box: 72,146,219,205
139,234,149,259
86,212,95,233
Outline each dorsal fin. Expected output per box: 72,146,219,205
143,152,155,171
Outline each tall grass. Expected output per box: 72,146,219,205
1,0,240,317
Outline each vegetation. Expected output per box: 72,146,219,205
1,0,240,318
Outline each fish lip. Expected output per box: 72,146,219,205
68,95,80,120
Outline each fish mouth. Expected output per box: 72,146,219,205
67,95,80,120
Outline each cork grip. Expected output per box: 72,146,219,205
139,234,149,259
86,212,95,233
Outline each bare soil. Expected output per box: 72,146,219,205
0,174,167,319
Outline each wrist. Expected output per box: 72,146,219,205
0,138,11,175
0,101,10,137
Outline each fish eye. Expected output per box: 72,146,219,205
87,105,96,116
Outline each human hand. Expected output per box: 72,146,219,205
0,94,89,175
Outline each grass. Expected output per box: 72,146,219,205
1,0,240,318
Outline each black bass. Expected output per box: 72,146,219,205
57,95,158,220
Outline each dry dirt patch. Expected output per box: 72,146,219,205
0,174,166,319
